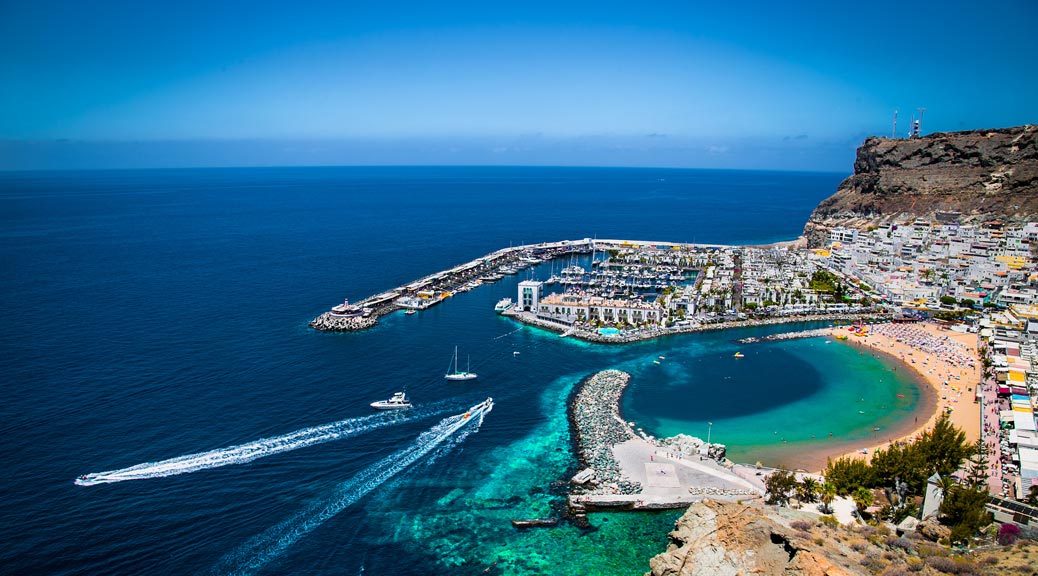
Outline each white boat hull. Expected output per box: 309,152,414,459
370,402,412,410
444,373,477,381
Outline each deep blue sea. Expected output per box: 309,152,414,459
0,166,922,575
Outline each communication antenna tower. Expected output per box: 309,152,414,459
916,107,926,135
891,109,898,138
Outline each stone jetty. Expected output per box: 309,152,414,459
568,370,642,495
308,313,377,332
735,327,835,344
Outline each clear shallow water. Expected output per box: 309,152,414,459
623,327,925,469
0,166,922,575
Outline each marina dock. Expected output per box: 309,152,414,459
309,239,596,331
310,236,888,341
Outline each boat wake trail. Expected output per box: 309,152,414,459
212,397,493,576
74,402,454,486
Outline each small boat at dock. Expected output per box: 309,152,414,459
370,392,412,410
511,518,559,529
494,298,513,314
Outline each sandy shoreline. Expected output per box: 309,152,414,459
798,322,982,473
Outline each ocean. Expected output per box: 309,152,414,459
0,166,921,575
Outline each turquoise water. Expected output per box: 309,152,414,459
598,327,622,336
365,372,684,574
623,329,924,470
6,166,931,575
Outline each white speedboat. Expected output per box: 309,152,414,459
370,392,412,410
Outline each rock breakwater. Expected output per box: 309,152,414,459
308,313,378,332
569,370,642,495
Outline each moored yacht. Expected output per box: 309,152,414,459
370,392,412,410
494,298,513,313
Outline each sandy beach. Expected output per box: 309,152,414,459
809,322,982,473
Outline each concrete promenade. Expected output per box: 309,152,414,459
508,308,888,345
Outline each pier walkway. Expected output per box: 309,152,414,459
568,438,761,511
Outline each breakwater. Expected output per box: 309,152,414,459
308,242,577,332
735,327,834,344
564,370,763,518
568,370,641,495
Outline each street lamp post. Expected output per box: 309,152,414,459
707,421,713,445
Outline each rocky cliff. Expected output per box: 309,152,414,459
645,499,1035,576
646,500,862,576
803,125,1038,247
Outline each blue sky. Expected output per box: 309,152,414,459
1,0,1035,171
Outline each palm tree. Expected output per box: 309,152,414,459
797,477,819,507
935,475,957,499
820,482,837,514
852,487,874,518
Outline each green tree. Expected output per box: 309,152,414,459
852,486,874,516
941,482,992,543
935,475,957,499
1025,484,1038,507
871,441,932,495
918,413,973,478
834,282,846,301
940,441,994,543
940,295,957,306
820,482,837,514
823,457,873,496
796,477,819,507
962,439,990,489
764,470,797,507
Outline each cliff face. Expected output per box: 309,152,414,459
803,125,1038,247
646,499,1037,576
646,500,862,576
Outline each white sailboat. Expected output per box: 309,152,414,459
444,346,478,381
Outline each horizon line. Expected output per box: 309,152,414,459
0,163,850,175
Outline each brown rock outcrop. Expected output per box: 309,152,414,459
646,500,863,576
803,125,1038,247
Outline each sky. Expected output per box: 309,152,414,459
1,0,1035,171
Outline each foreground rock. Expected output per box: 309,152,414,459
803,125,1038,247
646,499,1038,576
647,500,860,576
